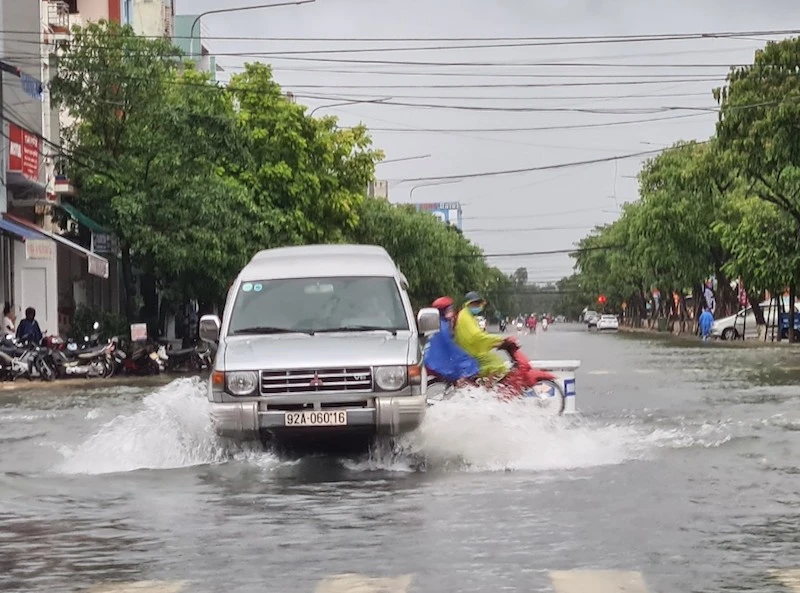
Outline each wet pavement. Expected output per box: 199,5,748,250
2,324,800,593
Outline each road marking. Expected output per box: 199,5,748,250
772,569,800,592
550,570,650,593
314,573,414,593
88,581,188,593
633,369,656,374
587,370,615,375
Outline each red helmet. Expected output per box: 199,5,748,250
432,296,454,313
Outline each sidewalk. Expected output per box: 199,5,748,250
0,373,198,394
617,325,795,348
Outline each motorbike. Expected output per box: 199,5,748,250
163,338,213,373
429,338,566,414
121,340,165,375
0,335,57,382
47,322,116,379
541,318,549,331
498,319,507,332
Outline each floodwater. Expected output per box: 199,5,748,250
2,325,800,593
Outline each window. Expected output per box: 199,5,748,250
227,276,409,335
122,0,133,25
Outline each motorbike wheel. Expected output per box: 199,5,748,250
36,358,56,382
524,380,565,416
102,359,115,379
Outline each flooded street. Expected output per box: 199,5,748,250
3,325,800,593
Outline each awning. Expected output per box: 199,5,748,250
0,216,44,241
4,214,109,279
6,172,47,200
58,202,109,234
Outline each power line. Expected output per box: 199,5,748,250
295,93,719,113
462,225,597,232
451,245,623,258
9,26,800,42
394,146,698,183
283,78,727,89
357,112,711,133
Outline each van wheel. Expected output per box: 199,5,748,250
722,327,737,340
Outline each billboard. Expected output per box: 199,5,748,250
414,201,462,230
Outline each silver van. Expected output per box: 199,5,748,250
198,244,439,447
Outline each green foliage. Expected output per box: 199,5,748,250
714,194,800,293
71,305,128,341
715,37,800,225
227,63,382,246
349,199,487,309
52,23,385,321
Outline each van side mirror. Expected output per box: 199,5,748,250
199,314,222,343
416,307,440,334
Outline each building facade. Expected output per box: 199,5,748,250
0,0,115,337
130,0,174,38
173,14,221,80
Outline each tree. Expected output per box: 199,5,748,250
350,199,488,309
511,267,528,286
715,36,800,227
227,63,382,246
51,21,257,322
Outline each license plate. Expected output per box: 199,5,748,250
284,410,347,427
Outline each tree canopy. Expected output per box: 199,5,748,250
554,35,800,334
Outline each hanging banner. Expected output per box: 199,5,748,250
87,254,109,279
738,277,748,307
8,123,40,181
25,239,53,260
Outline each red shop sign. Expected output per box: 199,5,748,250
8,123,40,181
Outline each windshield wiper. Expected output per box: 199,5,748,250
232,326,315,336
314,325,401,336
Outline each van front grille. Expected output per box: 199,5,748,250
260,367,372,395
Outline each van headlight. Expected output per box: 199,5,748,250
226,371,258,396
374,366,406,391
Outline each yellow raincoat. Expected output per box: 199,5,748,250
453,306,508,377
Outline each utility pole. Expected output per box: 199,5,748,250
0,60,22,213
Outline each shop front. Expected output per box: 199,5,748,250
5,213,109,337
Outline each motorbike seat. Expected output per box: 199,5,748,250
76,345,108,360
0,345,27,357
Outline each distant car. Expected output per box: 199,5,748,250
596,314,619,331
476,315,487,331
585,310,599,328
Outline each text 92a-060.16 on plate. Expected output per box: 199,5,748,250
285,411,347,427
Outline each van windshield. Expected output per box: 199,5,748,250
227,276,410,335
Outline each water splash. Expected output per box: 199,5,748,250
56,377,230,475
53,379,745,476
360,386,646,473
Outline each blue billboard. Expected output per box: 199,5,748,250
414,201,463,230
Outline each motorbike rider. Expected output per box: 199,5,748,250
453,291,512,380
423,296,480,386
16,306,42,345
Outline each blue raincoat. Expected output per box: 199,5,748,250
424,318,480,382
699,310,714,338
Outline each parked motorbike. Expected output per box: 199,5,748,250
163,338,213,373
0,335,57,382
48,322,116,379
121,340,165,375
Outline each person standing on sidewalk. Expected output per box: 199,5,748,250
2,302,15,335
699,307,714,341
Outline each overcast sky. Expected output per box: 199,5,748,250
175,0,799,282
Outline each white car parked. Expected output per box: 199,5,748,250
596,314,619,331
